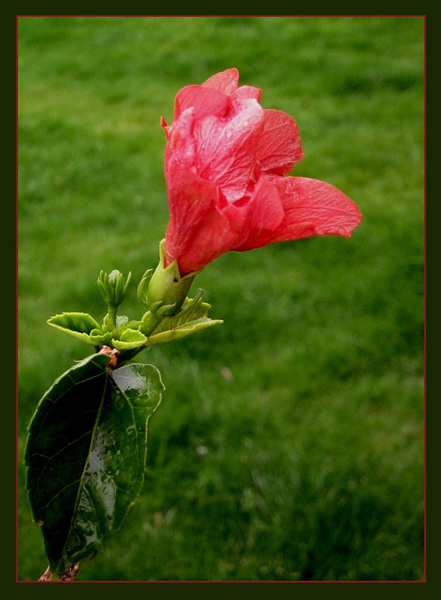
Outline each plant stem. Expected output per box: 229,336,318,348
108,305,118,330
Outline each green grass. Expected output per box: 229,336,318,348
18,16,425,582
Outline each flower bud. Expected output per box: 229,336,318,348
97,270,131,310
139,240,199,316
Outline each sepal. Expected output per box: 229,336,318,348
137,268,153,308
141,240,201,316
145,291,223,346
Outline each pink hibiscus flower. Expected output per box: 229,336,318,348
161,68,362,276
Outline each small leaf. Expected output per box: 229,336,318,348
114,317,144,335
112,329,148,351
116,315,129,329
25,354,164,579
48,313,102,345
89,329,113,345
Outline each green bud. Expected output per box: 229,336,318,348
139,240,200,316
97,270,131,310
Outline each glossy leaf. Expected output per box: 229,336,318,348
25,354,164,580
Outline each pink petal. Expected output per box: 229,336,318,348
232,85,262,102
245,178,285,233
257,110,304,175
164,166,222,272
194,98,264,202
174,85,229,121
164,110,242,274
221,177,284,245
278,177,362,237
202,68,239,95
165,176,238,275
235,176,362,251
164,108,197,181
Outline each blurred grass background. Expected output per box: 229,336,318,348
17,16,425,581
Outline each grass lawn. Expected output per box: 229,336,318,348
18,16,425,582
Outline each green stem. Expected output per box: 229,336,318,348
139,311,162,337
107,305,118,330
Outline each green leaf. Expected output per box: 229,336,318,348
48,313,102,345
89,329,113,345
112,329,147,351
146,316,223,346
114,317,144,335
145,292,223,346
25,354,164,579
115,315,129,329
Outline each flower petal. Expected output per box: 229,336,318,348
164,171,228,274
235,176,362,250
279,177,362,237
164,108,197,180
165,187,240,276
174,85,229,121
202,68,239,94
194,98,264,202
221,177,285,248
232,85,262,102
257,109,304,175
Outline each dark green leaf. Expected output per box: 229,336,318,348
25,354,164,579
